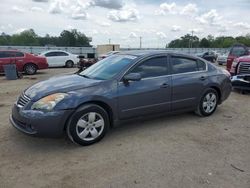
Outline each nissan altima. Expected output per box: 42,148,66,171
10,51,232,146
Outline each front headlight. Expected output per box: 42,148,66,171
31,93,68,111
232,60,238,68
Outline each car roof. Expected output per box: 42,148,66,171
0,50,22,52
118,50,198,59
41,50,69,53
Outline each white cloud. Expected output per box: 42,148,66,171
32,0,48,2
30,7,44,12
234,22,250,29
128,32,137,38
159,3,177,14
90,0,124,9
12,6,25,13
48,0,64,14
195,9,222,26
171,25,181,32
71,6,88,20
180,3,198,16
107,5,140,22
95,20,111,27
14,28,28,34
156,32,167,39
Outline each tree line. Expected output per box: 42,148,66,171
0,29,91,47
167,34,250,48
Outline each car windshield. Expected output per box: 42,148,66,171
79,54,137,80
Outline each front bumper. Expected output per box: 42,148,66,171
231,75,250,91
10,104,74,137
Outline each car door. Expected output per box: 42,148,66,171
117,56,171,119
170,56,207,111
0,51,12,72
12,51,25,71
55,51,69,66
44,52,58,67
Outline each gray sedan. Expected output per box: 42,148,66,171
10,51,232,146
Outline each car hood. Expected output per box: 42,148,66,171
25,74,103,101
237,55,250,62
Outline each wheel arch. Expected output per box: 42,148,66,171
210,86,221,103
64,100,114,131
23,62,38,72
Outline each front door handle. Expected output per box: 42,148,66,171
199,76,207,81
160,83,169,88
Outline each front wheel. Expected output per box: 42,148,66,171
195,88,218,117
67,104,110,146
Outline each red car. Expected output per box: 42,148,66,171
226,44,249,72
231,55,250,92
0,50,48,75
230,55,250,75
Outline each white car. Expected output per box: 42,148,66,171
39,50,79,68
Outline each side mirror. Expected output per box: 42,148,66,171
123,73,142,82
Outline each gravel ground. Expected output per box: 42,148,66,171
0,68,249,188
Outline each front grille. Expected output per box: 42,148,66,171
238,62,250,75
17,93,31,108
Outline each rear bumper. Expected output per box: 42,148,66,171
10,104,74,137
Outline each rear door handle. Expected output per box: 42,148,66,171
199,76,207,81
160,83,169,88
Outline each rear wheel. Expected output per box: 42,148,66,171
195,88,218,117
24,64,37,75
65,60,74,68
67,104,110,146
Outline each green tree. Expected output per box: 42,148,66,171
10,29,39,46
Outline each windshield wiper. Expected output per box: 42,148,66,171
78,74,90,79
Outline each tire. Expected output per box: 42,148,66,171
195,88,218,117
65,60,74,68
24,64,37,75
67,104,110,146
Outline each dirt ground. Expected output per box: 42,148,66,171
0,68,249,188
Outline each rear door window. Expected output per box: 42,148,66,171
45,52,57,57
56,52,68,56
171,57,199,74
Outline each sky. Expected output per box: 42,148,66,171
0,0,250,48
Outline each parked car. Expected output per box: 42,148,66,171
230,55,250,92
197,51,218,63
226,44,249,71
0,50,48,75
217,52,229,65
39,50,79,68
98,51,120,60
10,51,232,146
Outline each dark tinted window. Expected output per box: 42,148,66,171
0,51,12,58
130,57,168,78
172,57,198,74
197,60,206,71
45,52,57,57
14,52,24,57
230,47,247,57
56,52,68,56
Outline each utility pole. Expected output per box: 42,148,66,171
108,38,111,44
191,30,194,48
139,36,142,49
